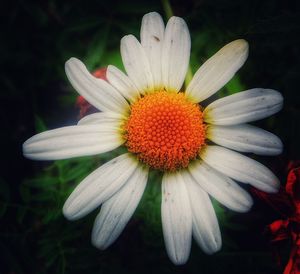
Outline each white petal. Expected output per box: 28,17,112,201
201,145,280,193
77,111,124,126
65,58,129,113
140,12,165,89
91,165,148,249
180,170,222,254
162,16,191,92
120,35,154,93
63,154,138,220
161,172,192,265
106,65,140,102
186,39,248,102
207,124,283,155
204,88,283,125
23,125,124,160
188,160,253,212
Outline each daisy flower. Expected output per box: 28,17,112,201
23,12,283,265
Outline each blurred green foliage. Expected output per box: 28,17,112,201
1,0,300,273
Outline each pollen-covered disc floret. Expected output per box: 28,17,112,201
124,91,206,171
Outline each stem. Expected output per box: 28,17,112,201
161,0,173,19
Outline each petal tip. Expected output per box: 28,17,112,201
261,176,280,194
235,38,248,46
167,16,188,31
121,34,135,44
232,39,249,53
239,199,254,213
274,90,284,106
265,89,284,103
238,189,254,212
203,242,222,255
268,182,280,194
91,236,107,251
143,11,161,19
22,140,30,157
226,39,249,62
62,202,78,221
274,138,284,155
65,57,79,68
22,138,44,161
169,255,189,266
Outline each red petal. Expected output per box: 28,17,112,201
283,245,300,274
286,167,300,215
268,220,290,242
92,67,107,80
76,96,92,118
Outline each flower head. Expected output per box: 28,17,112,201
124,91,206,170
23,12,283,265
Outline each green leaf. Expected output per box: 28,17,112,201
19,184,31,203
85,24,110,69
224,75,245,95
61,161,91,182
35,115,48,133
101,49,124,70
24,177,59,188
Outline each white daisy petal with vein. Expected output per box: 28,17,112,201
22,12,283,265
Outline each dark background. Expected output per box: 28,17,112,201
1,0,300,273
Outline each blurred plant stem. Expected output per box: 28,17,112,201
161,0,172,19
161,0,193,88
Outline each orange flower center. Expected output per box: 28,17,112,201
124,91,206,171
